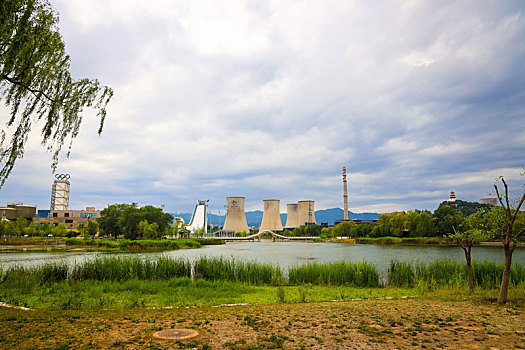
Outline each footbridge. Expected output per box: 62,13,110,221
208,230,314,241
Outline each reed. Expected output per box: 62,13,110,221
70,257,192,281
387,259,525,288
193,257,282,285
387,261,415,287
288,261,379,287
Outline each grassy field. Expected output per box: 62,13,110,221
1,257,525,348
0,290,524,349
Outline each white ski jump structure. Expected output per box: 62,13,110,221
186,200,208,233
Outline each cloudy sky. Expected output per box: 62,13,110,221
1,0,524,215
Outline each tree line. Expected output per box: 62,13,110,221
97,203,177,240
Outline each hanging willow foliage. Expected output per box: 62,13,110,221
0,0,113,186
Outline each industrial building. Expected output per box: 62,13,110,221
0,204,37,222
223,196,250,233
480,198,498,206
259,199,283,232
33,207,101,230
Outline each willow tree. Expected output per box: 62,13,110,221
0,0,113,186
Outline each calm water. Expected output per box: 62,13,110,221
1,241,524,277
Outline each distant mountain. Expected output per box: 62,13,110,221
314,208,380,225
171,207,380,228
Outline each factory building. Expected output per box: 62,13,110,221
223,196,250,233
0,204,37,222
259,199,283,232
33,207,101,230
480,198,498,206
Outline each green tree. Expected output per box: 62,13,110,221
23,222,36,236
434,206,463,237
51,223,67,236
408,211,437,237
14,217,27,236
490,176,525,304
355,224,374,237
320,227,334,239
451,210,491,294
76,223,85,237
437,200,493,217
86,220,98,238
37,222,50,236
0,0,113,186
0,220,7,236
332,221,356,238
98,203,130,238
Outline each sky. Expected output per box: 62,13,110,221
1,0,524,215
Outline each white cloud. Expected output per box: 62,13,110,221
1,0,524,215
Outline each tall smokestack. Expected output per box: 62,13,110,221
223,196,250,233
259,199,283,232
343,166,348,220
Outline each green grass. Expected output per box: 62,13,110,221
355,237,454,245
194,257,283,285
1,257,524,310
288,261,380,287
388,259,525,289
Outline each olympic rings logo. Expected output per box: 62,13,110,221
55,173,70,180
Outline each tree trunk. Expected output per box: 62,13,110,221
497,243,513,304
465,247,474,295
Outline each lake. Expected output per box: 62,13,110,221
1,241,524,277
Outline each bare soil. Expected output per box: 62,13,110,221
0,299,524,349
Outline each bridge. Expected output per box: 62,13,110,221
207,230,314,241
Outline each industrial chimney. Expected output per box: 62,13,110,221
223,196,250,233
297,200,316,226
285,203,299,229
343,166,349,220
259,199,283,232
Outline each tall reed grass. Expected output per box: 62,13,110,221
193,257,282,285
70,257,192,281
388,259,525,288
288,261,379,287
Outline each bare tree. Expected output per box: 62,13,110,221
492,177,525,304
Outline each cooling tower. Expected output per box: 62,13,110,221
285,203,299,229
297,200,316,226
223,196,249,233
259,199,283,232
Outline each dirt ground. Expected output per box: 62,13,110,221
0,299,524,349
